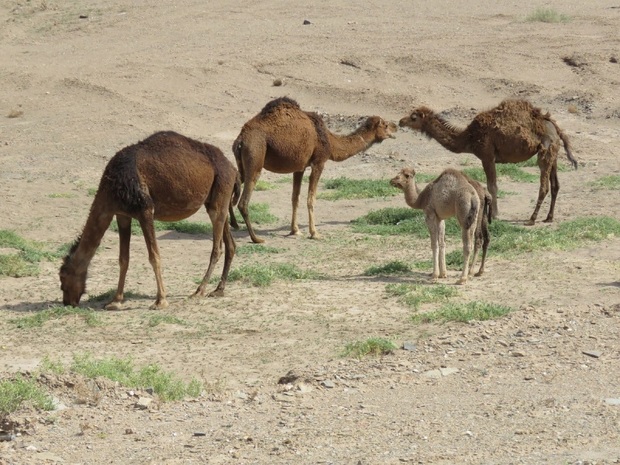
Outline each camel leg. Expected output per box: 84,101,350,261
482,161,499,219
105,215,132,311
289,171,304,237
229,204,239,230
475,225,490,277
543,161,559,223
438,220,447,279
306,164,324,239
526,152,552,226
457,225,475,285
137,212,168,309
238,170,264,243
194,203,235,298
425,214,441,281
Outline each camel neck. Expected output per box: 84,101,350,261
327,132,371,162
422,116,471,154
404,180,423,209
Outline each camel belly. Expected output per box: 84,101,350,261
153,204,202,222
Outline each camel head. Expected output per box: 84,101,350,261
59,241,86,307
390,167,416,190
399,107,434,131
359,116,398,141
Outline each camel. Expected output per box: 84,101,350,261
464,174,493,277
390,167,486,284
231,97,397,243
398,99,578,225
59,131,240,310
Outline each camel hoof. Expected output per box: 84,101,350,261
287,230,301,238
309,233,322,240
474,271,484,277
149,299,169,310
208,289,225,298
251,237,266,244
524,219,536,226
543,217,554,223
104,301,124,311
456,278,467,285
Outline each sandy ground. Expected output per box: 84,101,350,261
1,0,620,464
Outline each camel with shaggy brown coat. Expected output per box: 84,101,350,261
60,131,239,310
399,99,578,225
231,97,397,243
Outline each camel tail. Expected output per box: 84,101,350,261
465,197,478,231
231,137,245,180
549,118,578,170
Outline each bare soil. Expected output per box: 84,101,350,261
1,1,620,464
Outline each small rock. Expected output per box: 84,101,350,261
303,19,312,25
604,398,620,405
511,351,525,357
193,432,207,437
439,367,459,377
135,397,152,410
272,78,283,87
321,380,335,389
297,383,313,394
25,445,38,451
610,56,618,64
0,432,15,441
145,387,154,395
234,391,248,400
402,342,417,352
582,350,602,359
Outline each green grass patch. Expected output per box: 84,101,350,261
48,192,75,199
255,180,278,191
227,263,324,287
230,202,278,227
412,301,513,324
109,219,213,236
236,244,283,255
462,165,538,183
363,260,412,276
386,283,458,310
69,353,201,402
351,207,461,237
0,375,55,415
412,249,465,272
0,230,61,277
10,306,102,329
146,314,187,328
87,187,98,197
590,175,620,190
526,7,571,23
319,177,399,200
342,337,397,358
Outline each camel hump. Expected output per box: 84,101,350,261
259,97,300,116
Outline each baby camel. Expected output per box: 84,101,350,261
232,97,397,243
60,131,239,310
390,167,486,284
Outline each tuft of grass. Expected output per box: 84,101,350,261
10,306,102,329
364,260,412,276
352,207,461,237
0,230,60,277
40,356,66,375
70,353,201,401
319,177,400,200
147,314,187,328
227,263,324,287
590,175,620,190
255,180,277,191
230,202,278,227
236,244,283,255
412,301,513,324
342,338,397,358
526,7,571,23
109,219,212,236
386,283,458,310
0,254,39,277
413,249,464,271
87,187,98,197
0,375,55,415
48,193,75,199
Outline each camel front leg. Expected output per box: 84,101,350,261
307,164,324,239
526,153,552,226
438,219,447,279
105,215,132,311
425,214,441,281
482,161,498,219
289,171,304,236
138,213,168,309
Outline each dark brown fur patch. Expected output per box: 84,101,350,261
259,97,300,116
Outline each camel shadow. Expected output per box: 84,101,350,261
598,281,620,288
1,299,68,313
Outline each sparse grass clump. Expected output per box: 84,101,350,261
386,283,458,309
342,338,397,358
319,177,399,200
230,202,278,227
255,180,278,191
412,301,513,324
69,353,201,401
526,7,571,23
227,263,324,287
352,207,460,237
364,260,412,276
147,314,187,328
236,244,283,256
0,375,55,415
109,219,212,236
462,165,538,183
0,230,61,277
10,306,102,329
590,175,620,190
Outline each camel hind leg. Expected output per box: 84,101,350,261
289,171,304,236
306,163,325,239
425,213,442,281
105,214,132,311
137,210,168,309
526,144,554,226
543,161,559,223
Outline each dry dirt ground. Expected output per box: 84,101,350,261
1,1,620,464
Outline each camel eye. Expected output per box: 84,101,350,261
410,114,417,121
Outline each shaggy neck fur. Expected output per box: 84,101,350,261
421,113,472,154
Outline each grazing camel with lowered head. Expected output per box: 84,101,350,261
390,167,487,284
60,131,239,310
398,99,578,225
231,97,397,243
